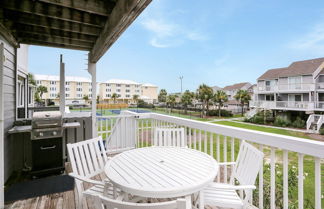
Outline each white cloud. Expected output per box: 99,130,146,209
141,19,176,38
289,23,324,52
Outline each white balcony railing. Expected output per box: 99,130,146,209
257,83,315,92
97,111,323,209
252,101,315,110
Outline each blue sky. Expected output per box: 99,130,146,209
29,0,324,93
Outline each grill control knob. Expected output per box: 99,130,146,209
53,131,57,136
39,132,43,137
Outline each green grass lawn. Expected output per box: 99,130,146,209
213,120,313,140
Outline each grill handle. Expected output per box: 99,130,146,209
40,145,56,150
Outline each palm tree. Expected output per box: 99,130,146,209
37,85,48,100
158,89,168,103
181,90,194,114
196,84,214,117
234,90,251,116
166,95,177,113
133,94,139,111
28,73,36,85
83,95,89,104
111,93,119,104
213,90,228,117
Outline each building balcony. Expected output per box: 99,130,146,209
5,111,324,209
256,83,315,93
250,101,315,111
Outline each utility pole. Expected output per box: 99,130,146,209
179,76,183,94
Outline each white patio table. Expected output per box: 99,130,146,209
104,146,219,209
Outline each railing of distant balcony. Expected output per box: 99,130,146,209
97,111,323,209
257,83,314,91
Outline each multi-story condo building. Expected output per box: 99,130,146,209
99,79,158,104
251,57,324,132
223,82,252,113
34,74,92,106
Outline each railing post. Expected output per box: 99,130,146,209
88,56,97,138
283,150,288,209
0,43,4,209
298,154,304,209
315,157,321,209
259,145,264,209
270,147,276,209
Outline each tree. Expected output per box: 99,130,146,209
213,90,228,117
180,90,195,114
83,95,89,104
111,93,119,104
158,89,168,103
234,89,251,116
28,73,36,86
132,94,139,110
37,85,48,99
166,95,177,113
196,84,214,117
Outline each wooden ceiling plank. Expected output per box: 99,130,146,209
1,0,106,27
15,31,95,45
20,39,90,51
1,10,101,36
37,0,114,17
9,23,97,43
89,0,152,62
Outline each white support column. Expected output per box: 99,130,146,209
88,56,97,138
0,43,4,209
59,54,65,115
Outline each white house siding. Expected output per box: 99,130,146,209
0,34,16,182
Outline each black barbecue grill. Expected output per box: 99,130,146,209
31,111,64,176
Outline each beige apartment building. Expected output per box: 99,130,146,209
99,79,158,104
34,74,92,106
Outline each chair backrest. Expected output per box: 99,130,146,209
231,140,264,186
153,128,186,147
67,136,108,179
93,195,190,209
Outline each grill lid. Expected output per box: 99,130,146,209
32,111,63,129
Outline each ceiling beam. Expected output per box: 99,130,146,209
1,0,106,27
1,10,102,36
9,23,97,43
89,0,152,62
20,39,90,51
16,31,95,46
0,23,18,47
37,0,115,17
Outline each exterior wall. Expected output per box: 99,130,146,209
35,77,92,105
141,86,158,103
0,34,16,182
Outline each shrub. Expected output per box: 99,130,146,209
137,100,155,108
319,127,324,135
274,117,291,127
251,115,265,124
291,117,306,129
207,109,233,117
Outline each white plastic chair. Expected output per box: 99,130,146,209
202,141,264,209
153,128,186,147
67,136,116,209
89,194,192,209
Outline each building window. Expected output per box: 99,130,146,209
66,94,70,97
36,80,41,85
76,88,82,91
50,87,56,91
77,94,82,98
65,87,70,91
116,84,121,87
116,89,121,92
126,94,130,98
17,79,25,107
125,89,130,93
65,82,70,85
50,81,56,85
126,84,130,87
117,94,121,97
106,83,110,87
89,94,92,98
106,89,111,92
28,86,34,106
89,88,92,92
106,94,111,97
77,82,82,86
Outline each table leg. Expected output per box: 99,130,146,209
199,191,204,209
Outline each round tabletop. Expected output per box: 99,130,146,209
104,147,219,198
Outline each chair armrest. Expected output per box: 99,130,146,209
218,162,236,166
69,173,105,186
